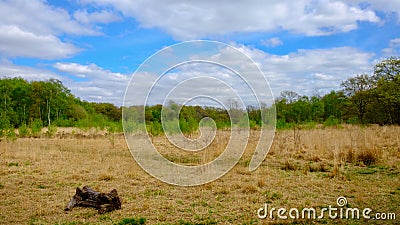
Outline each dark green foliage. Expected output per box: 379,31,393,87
0,116,10,137
91,102,122,121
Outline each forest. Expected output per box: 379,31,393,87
0,57,399,138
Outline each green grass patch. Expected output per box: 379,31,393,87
357,168,378,174
7,162,19,166
143,189,166,197
262,191,283,203
115,217,146,225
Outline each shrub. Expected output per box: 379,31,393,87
5,128,17,141
323,116,340,127
123,121,136,134
357,149,379,166
46,124,57,138
276,119,294,130
19,123,30,137
147,121,163,136
281,160,297,171
31,119,43,137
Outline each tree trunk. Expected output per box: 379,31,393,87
47,99,51,126
65,186,121,214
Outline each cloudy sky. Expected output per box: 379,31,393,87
0,0,399,106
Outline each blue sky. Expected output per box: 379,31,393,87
0,0,399,106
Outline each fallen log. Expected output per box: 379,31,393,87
65,186,121,214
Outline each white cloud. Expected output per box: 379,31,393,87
349,0,400,22
390,38,400,47
261,37,283,48
84,0,380,39
382,38,400,56
125,42,375,107
218,44,375,96
73,9,121,24
53,62,130,104
0,60,61,81
0,0,120,59
0,0,98,36
285,0,380,36
0,25,81,59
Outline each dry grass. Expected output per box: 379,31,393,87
0,125,399,224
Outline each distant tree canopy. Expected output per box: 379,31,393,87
274,56,400,126
0,57,399,136
0,77,122,131
275,57,399,126
340,57,400,124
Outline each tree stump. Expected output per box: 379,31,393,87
65,186,121,214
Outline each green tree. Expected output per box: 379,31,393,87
341,74,374,123
322,91,348,122
373,56,400,82
368,57,400,124
310,96,324,122
91,102,122,121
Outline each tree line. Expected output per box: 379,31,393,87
0,57,399,137
126,57,400,134
0,78,122,137
276,57,399,126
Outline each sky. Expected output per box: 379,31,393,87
0,0,399,106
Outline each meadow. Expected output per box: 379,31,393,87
0,125,399,224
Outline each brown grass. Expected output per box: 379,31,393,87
0,125,399,224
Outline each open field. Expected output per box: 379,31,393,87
0,125,399,224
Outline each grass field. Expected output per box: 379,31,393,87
0,125,399,224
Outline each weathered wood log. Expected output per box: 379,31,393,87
65,186,121,214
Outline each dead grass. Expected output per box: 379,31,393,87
0,125,399,224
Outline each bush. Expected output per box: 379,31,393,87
357,149,379,166
5,128,17,141
161,119,180,135
124,121,145,134
19,123,30,137
147,121,163,136
179,117,199,134
276,119,294,130
46,124,57,137
31,119,43,137
323,116,340,127
124,121,136,134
